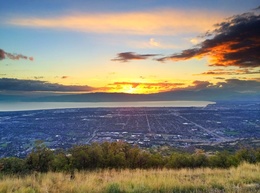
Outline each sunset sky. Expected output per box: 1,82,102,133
0,0,259,95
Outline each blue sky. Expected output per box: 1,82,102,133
0,0,259,94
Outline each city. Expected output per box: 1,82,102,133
0,101,259,158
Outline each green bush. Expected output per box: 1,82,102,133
106,183,121,193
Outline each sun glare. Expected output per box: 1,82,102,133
99,80,190,94
121,85,140,94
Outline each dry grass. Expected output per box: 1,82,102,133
0,162,259,193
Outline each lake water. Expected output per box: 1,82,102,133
0,101,215,112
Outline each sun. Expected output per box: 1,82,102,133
103,81,173,94
117,85,148,94
122,85,136,94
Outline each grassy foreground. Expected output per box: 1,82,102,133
0,163,259,193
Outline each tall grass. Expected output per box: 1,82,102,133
0,162,259,193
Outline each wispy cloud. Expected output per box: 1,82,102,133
0,49,33,61
112,52,159,62
34,76,44,80
0,78,95,92
156,9,260,68
149,38,160,47
6,9,225,35
126,38,180,50
196,69,260,76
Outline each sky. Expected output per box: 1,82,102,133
0,0,259,95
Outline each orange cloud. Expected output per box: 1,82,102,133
7,9,226,35
156,11,260,68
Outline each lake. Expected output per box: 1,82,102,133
0,101,215,112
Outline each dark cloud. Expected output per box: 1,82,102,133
112,52,159,62
175,80,213,91
0,49,5,60
252,6,260,10
217,79,260,91
0,78,95,92
156,10,260,68
0,49,34,61
192,80,212,90
176,79,260,94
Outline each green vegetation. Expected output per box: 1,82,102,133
0,141,260,175
0,141,260,192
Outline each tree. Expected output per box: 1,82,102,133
167,152,192,169
192,154,209,168
50,150,70,172
69,145,90,170
208,151,236,168
235,148,257,163
0,157,27,174
26,140,54,172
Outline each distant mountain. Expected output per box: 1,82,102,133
0,88,259,102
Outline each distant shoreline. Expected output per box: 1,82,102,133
0,101,215,112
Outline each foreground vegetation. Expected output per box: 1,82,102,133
0,142,260,192
0,141,260,175
0,163,259,193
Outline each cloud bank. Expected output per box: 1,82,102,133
0,78,95,92
0,49,33,61
175,79,260,94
